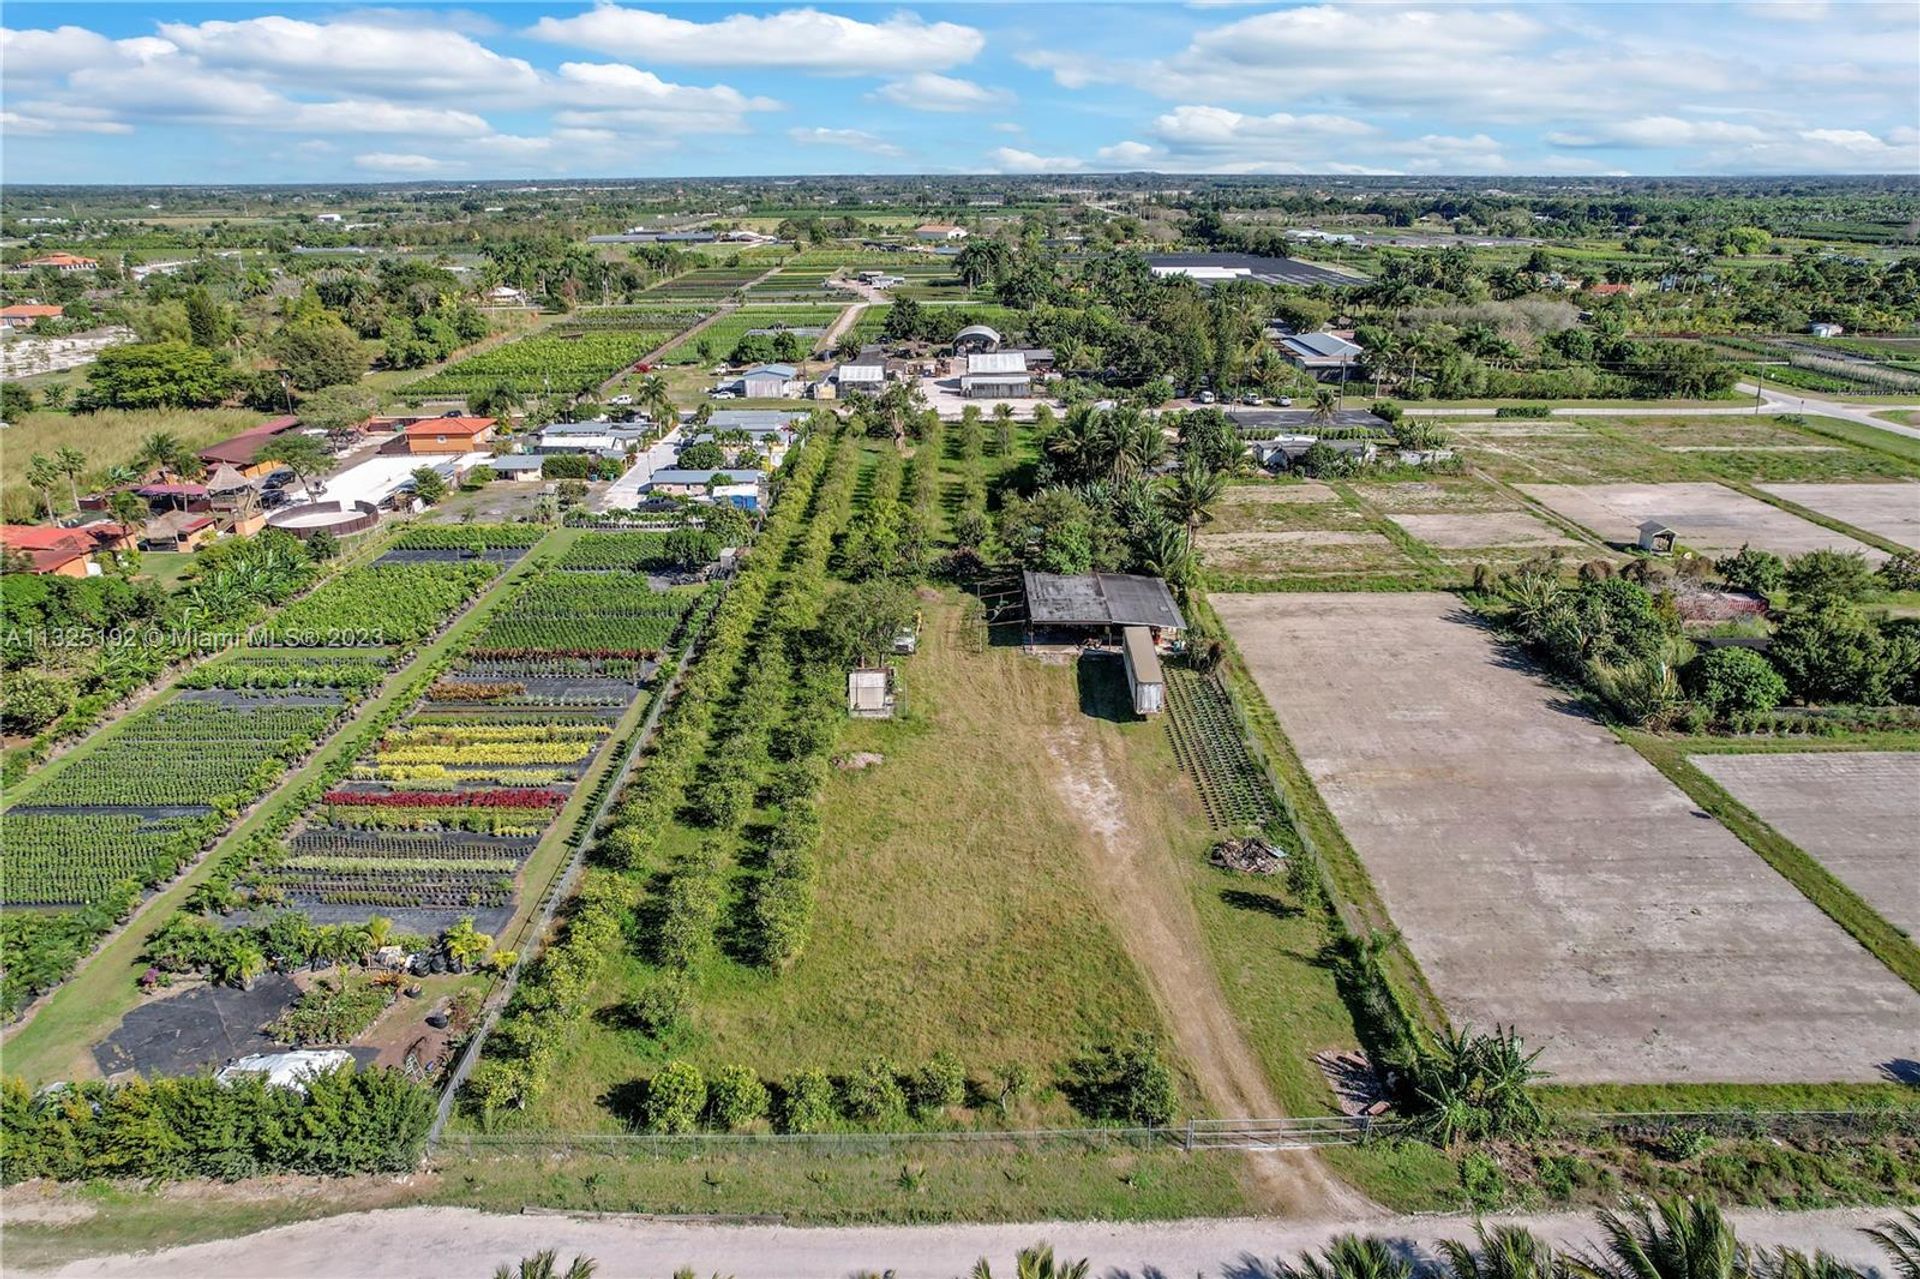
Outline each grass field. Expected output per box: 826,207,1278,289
1,407,260,521
492,596,1181,1131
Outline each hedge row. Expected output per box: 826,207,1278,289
0,1066,433,1182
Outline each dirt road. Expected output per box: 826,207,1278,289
1041,715,1367,1218
28,1204,1898,1277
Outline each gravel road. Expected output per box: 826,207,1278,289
30,1204,1903,1278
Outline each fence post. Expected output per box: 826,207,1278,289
1184,1117,1195,1152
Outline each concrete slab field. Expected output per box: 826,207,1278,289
1390,511,1580,550
1692,752,1920,938
1519,481,1884,561
1212,591,1920,1084
1757,483,1920,550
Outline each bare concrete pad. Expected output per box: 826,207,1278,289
1519,482,1884,561
1692,752,1920,938
1212,591,1920,1084
1757,483,1920,550
1391,512,1579,550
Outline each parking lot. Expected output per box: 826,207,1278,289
1213,591,1920,1083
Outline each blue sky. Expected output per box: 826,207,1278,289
3,3,1916,183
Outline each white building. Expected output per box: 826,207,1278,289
914,224,968,241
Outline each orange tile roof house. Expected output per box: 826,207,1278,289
0,303,64,330
403,416,496,455
14,253,99,272
1,522,133,576
1587,282,1636,297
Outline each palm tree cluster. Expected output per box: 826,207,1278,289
946,1206,1920,1279
1001,402,1246,588
1269,1202,1920,1279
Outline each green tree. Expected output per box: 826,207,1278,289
677,440,727,471
25,453,61,516
490,1250,597,1279
704,1064,770,1131
81,341,235,410
296,384,379,434
184,287,232,349
780,1068,836,1133
0,382,35,420
642,1060,706,1133
258,433,335,499
634,373,675,429
1161,457,1227,538
1785,549,1875,606
53,446,89,511
271,315,366,391
1716,544,1785,596
0,670,74,733
410,466,450,506
1574,1196,1741,1279
1275,1236,1413,1279
969,1244,1092,1279
1866,1209,1920,1279
1771,603,1891,705
1437,1224,1561,1279
1683,647,1787,720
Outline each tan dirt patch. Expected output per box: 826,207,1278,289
1391,512,1581,550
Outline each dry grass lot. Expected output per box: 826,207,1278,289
1517,481,1885,560
1756,482,1920,550
1212,591,1920,1084
1691,752,1920,938
1389,512,1579,551
1200,482,1422,582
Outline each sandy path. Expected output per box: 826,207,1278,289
1040,716,1367,1218
25,1204,1897,1277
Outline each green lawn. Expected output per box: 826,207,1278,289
495,595,1178,1131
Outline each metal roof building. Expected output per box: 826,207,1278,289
1022,571,1187,631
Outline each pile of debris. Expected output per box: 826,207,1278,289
1209,835,1285,875
1313,1049,1393,1117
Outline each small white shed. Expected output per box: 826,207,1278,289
1121,626,1166,717
848,667,894,718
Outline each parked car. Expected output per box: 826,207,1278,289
1196,390,1216,405
610,394,633,406
1277,396,1293,407
1241,393,1263,405
710,389,738,399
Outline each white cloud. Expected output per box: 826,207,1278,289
156,16,542,99
789,127,905,158
1548,117,1770,148
992,121,1025,135
1096,140,1158,167
551,62,778,132
354,152,457,173
528,6,983,73
988,147,1085,174
874,73,1010,113
0,104,133,136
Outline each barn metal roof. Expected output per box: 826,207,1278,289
1022,571,1186,630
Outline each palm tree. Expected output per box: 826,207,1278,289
1140,520,1196,587
1162,457,1227,538
635,373,675,429
136,431,187,479
1437,1224,1562,1279
491,1250,596,1279
1866,1209,1920,1279
1572,1196,1741,1279
442,917,493,972
969,1243,1091,1279
107,489,146,544
1747,1248,1867,1279
1310,386,1340,424
102,464,142,489
54,446,88,511
26,454,61,517
1275,1235,1413,1279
